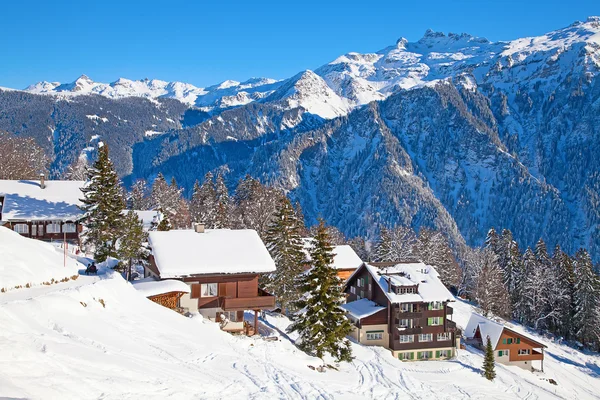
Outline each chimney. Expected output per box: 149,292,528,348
40,174,46,189
194,223,205,233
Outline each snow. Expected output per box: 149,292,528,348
341,298,386,319
0,227,81,290
302,239,363,270
131,277,190,297
464,313,506,348
144,130,165,137
122,209,161,231
148,229,276,278
0,179,86,221
360,262,455,303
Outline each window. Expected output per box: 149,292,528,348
418,333,433,342
437,332,451,341
37,224,44,236
360,290,365,299
429,302,443,310
399,334,414,343
399,319,412,328
221,311,237,321
366,331,383,340
436,350,450,358
357,278,365,287
13,224,29,234
368,283,372,292
502,338,514,345
417,351,433,360
400,303,410,312
427,317,443,326
62,223,76,233
498,349,510,357
397,286,415,294
518,349,530,356
47,223,61,233
201,283,218,297
350,286,356,295
398,352,414,360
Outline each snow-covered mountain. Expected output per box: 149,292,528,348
3,17,600,258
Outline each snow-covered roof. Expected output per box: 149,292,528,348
302,239,363,270
132,277,190,297
0,180,85,221
465,313,547,349
465,314,505,348
148,229,276,278
122,210,161,231
341,298,386,320
362,262,455,304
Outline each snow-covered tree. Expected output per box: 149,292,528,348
372,225,416,263
79,144,125,261
289,220,353,362
308,224,346,246
415,228,460,289
129,179,151,210
215,173,232,228
264,197,306,314
151,173,181,219
232,175,284,238
0,130,48,180
347,236,369,261
63,156,88,181
171,198,191,229
475,248,510,317
118,210,146,281
552,245,576,338
190,174,218,227
573,249,600,346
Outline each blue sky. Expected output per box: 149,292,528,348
1,0,599,89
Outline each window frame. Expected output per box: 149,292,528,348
427,316,443,326
13,223,29,234
62,222,76,233
200,283,218,298
518,348,530,356
437,332,451,341
418,333,433,342
366,331,383,341
399,334,415,343
46,223,62,234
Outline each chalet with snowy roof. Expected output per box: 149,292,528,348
0,176,85,244
303,239,363,280
146,224,276,335
465,314,546,371
342,262,460,361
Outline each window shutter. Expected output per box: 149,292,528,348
427,317,433,326
428,303,432,310
436,351,440,358
410,352,414,360
516,338,521,344
502,338,506,344
191,284,200,299
498,351,503,357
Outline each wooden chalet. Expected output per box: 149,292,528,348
465,314,547,371
145,224,276,335
0,176,85,244
342,262,460,361
132,278,191,311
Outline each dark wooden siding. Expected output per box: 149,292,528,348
237,276,258,298
361,308,388,325
5,220,81,243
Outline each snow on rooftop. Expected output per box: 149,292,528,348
341,298,386,320
302,239,363,270
364,262,455,304
0,180,85,221
148,229,276,278
132,277,190,297
465,313,506,348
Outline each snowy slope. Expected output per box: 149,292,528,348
1,249,599,400
0,227,81,290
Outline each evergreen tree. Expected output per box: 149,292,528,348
308,224,346,245
515,248,536,323
289,220,353,362
483,336,496,381
190,173,217,228
232,175,283,237
157,215,172,231
264,197,306,314
215,173,232,228
79,144,125,262
475,248,510,317
129,179,150,210
552,245,576,338
372,226,395,262
573,249,600,346
415,228,460,289
118,210,146,281
347,236,369,261
151,173,181,220
485,228,500,255
171,198,191,229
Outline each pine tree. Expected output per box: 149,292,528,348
215,173,231,228
118,210,146,281
264,197,306,314
485,228,500,255
573,249,600,346
171,198,191,229
372,226,395,262
475,248,510,317
190,173,218,228
308,224,346,245
129,179,150,210
552,245,576,338
157,215,172,231
289,220,353,362
515,247,536,323
79,144,125,262
232,175,284,238
151,173,181,221
483,336,496,381
347,236,369,261
415,228,460,290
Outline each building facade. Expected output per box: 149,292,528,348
342,262,460,361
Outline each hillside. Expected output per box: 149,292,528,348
0,235,599,399
1,17,600,258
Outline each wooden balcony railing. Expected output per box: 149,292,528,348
222,289,275,311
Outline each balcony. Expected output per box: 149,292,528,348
446,306,454,316
397,326,422,334
397,311,422,319
222,289,275,311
